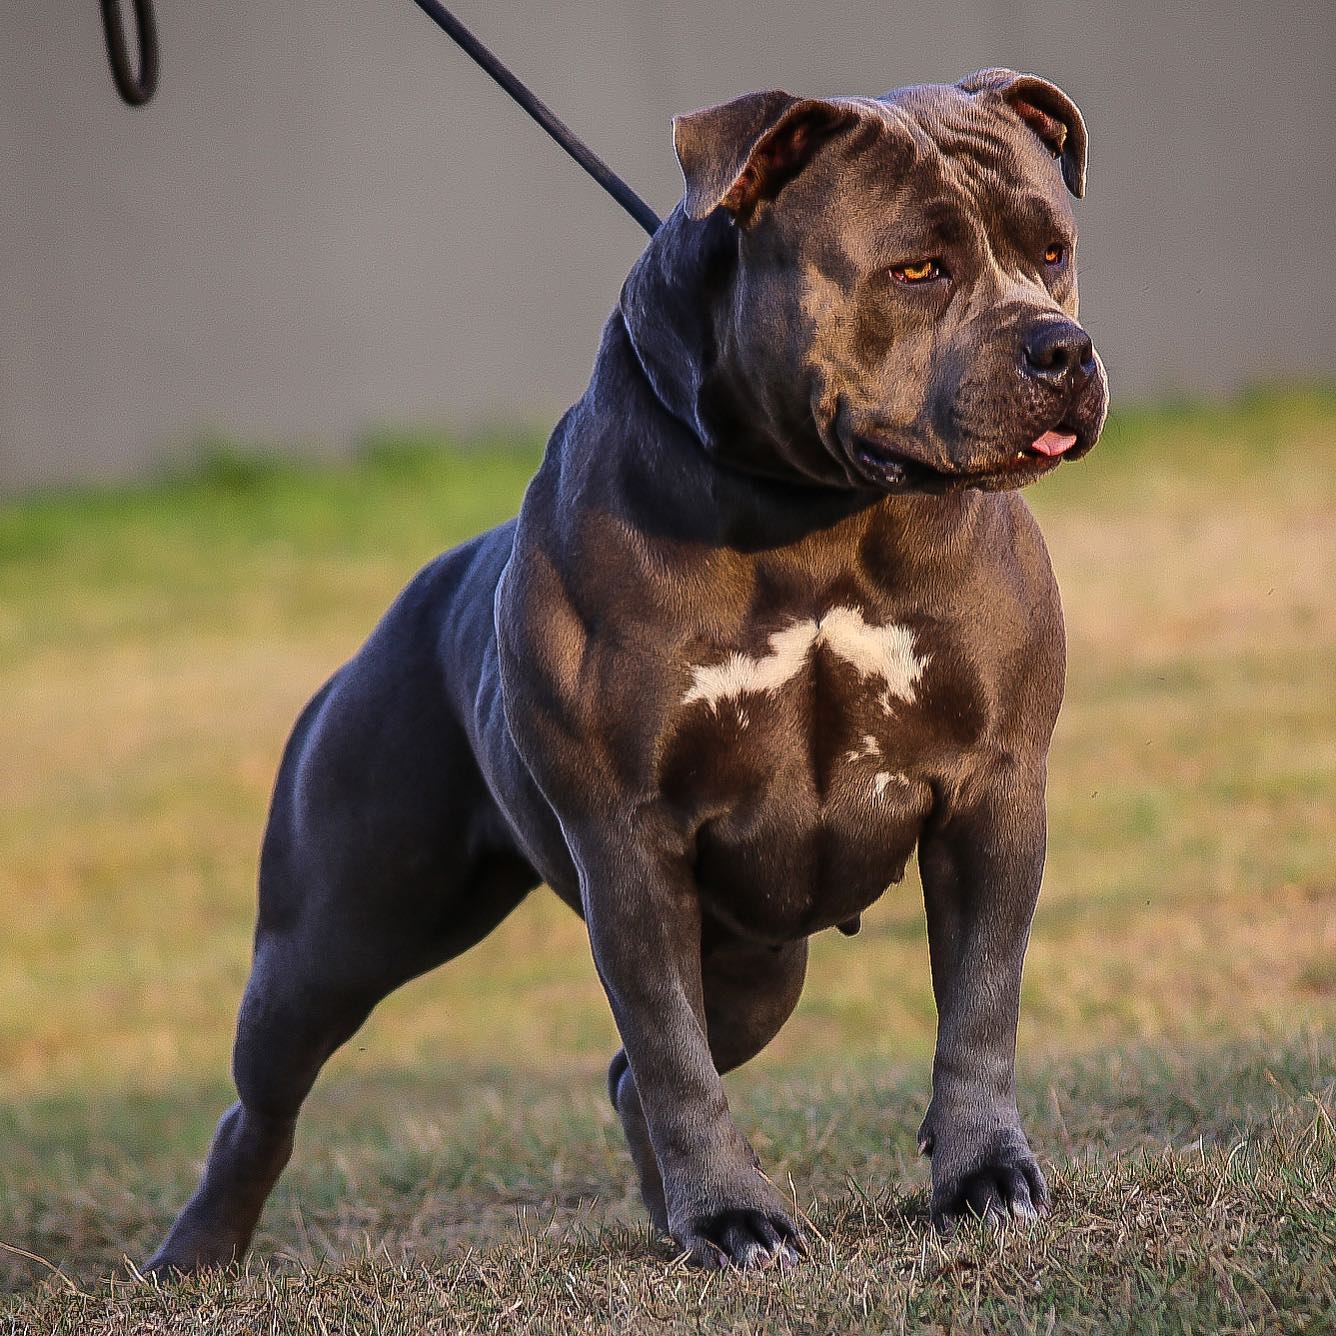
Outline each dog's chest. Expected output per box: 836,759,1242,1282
660,604,967,938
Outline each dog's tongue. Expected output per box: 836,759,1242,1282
1029,429,1078,457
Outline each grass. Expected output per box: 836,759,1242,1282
1,387,1333,1331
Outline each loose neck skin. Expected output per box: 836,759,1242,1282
620,205,817,484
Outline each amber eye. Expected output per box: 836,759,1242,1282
1044,243,1067,266
891,259,944,284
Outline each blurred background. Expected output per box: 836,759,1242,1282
2,0,1334,487
0,0,1333,1303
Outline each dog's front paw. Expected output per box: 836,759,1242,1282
923,1121,1049,1232
669,1175,806,1270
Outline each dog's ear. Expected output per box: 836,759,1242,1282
959,68,1088,197
673,91,857,222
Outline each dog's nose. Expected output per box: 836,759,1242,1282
1022,320,1094,386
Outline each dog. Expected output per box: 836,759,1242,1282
146,67,1108,1273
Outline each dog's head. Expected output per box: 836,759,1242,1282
635,71,1108,494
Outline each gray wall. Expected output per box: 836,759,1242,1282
2,1,1333,490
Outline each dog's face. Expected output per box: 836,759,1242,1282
673,71,1109,493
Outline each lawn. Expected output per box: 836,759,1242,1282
1,389,1333,1332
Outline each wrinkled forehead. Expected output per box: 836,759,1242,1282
811,84,1075,256
878,81,1067,183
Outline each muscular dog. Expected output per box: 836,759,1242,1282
147,68,1108,1273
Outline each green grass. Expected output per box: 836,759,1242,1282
1,388,1334,1331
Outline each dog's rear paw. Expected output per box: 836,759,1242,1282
140,1217,243,1278
929,1135,1049,1233
140,1247,212,1279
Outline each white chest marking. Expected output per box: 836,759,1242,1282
682,606,928,713
872,770,910,798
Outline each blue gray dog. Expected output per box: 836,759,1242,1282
149,67,1107,1273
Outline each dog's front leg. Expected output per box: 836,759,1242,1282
916,761,1051,1230
577,838,805,1269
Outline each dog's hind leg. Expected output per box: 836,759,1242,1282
609,935,808,1242
145,851,534,1275
145,644,538,1274
146,850,534,1274
142,936,389,1275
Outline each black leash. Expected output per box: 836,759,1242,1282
97,0,661,238
100,0,158,106
409,1,661,237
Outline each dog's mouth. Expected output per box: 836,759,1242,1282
848,419,1097,494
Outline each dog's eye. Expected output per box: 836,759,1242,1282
891,259,944,285
1043,243,1066,266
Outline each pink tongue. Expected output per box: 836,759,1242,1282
1029,429,1078,457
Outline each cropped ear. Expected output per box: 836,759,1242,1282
673,91,857,222
959,68,1088,197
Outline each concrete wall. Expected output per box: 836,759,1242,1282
2,0,1333,489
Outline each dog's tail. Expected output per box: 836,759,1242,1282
607,1050,631,1108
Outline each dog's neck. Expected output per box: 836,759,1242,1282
544,303,978,564
620,207,812,481
618,207,727,445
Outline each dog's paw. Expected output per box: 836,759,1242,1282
140,1242,226,1279
668,1170,807,1271
927,1130,1050,1233
140,1209,245,1278
676,1203,806,1270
